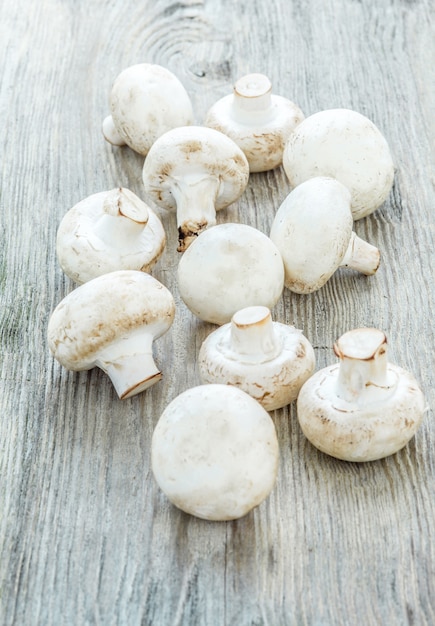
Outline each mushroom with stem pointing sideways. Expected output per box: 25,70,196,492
56,188,166,284
142,126,250,252
47,270,175,400
199,306,315,410
297,328,427,462
269,176,380,294
102,63,194,156
151,384,279,521
205,73,305,173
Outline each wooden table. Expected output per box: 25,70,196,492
1,0,434,624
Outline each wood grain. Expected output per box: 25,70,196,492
1,0,434,624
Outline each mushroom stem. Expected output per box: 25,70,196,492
334,328,396,405
93,189,149,252
102,115,127,147
233,74,272,117
95,331,161,400
171,174,221,252
339,231,380,275
229,306,282,364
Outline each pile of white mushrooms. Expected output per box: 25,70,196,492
48,63,427,521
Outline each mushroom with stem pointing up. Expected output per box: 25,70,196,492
205,73,304,172
297,328,427,462
56,188,166,284
199,306,315,410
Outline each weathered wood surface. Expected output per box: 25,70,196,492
1,0,434,624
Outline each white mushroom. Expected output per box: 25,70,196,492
56,188,166,284
102,63,194,156
269,177,380,294
47,270,175,399
282,108,395,219
177,223,285,325
151,384,279,520
142,126,249,251
297,328,427,462
199,306,315,410
204,73,304,173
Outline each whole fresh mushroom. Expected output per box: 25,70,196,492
204,73,304,172
282,108,395,219
177,223,285,325
56,188,166,284
269,177,380,294
102,63,194,156
47,270,175,399
199,305,315,410
297,328,427,462
142,126,249,251
151,384,279,520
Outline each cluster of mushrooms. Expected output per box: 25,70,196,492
48,63,427,521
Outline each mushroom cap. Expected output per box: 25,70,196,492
282,108,395,219
177,223,285,324
205,74,305,172
151,384,279,520
297,363,426,462
270,177,353,293
48,270,175,371
56,188,166,284
198,308,316,410
108,63,194,156
142,126,249,212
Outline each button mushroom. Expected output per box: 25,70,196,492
142,126,250,251
204,73,304,173
269,177,380,294
297,328,427,462
282,108,395,219
47,270,175,399
151,384,279,520
198,305,315,410
102,63,194,156
56,188,166,284
177,223,285,325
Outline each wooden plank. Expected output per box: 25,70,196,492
1,0,434,624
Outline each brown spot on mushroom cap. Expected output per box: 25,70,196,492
48,270,175,370
180,140,203,153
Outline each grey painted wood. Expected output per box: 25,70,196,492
1,0,434,624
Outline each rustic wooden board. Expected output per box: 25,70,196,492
1,0,434,624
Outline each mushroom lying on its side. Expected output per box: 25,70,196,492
152,384,279,520
48,270,175,399
142,126,249,251
199,306,315,410
283,108,395,219
205,73,304,172
270,177,380,294
297,328,427,462
177,223,285,325
56,188,166,284
102,63,194,156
